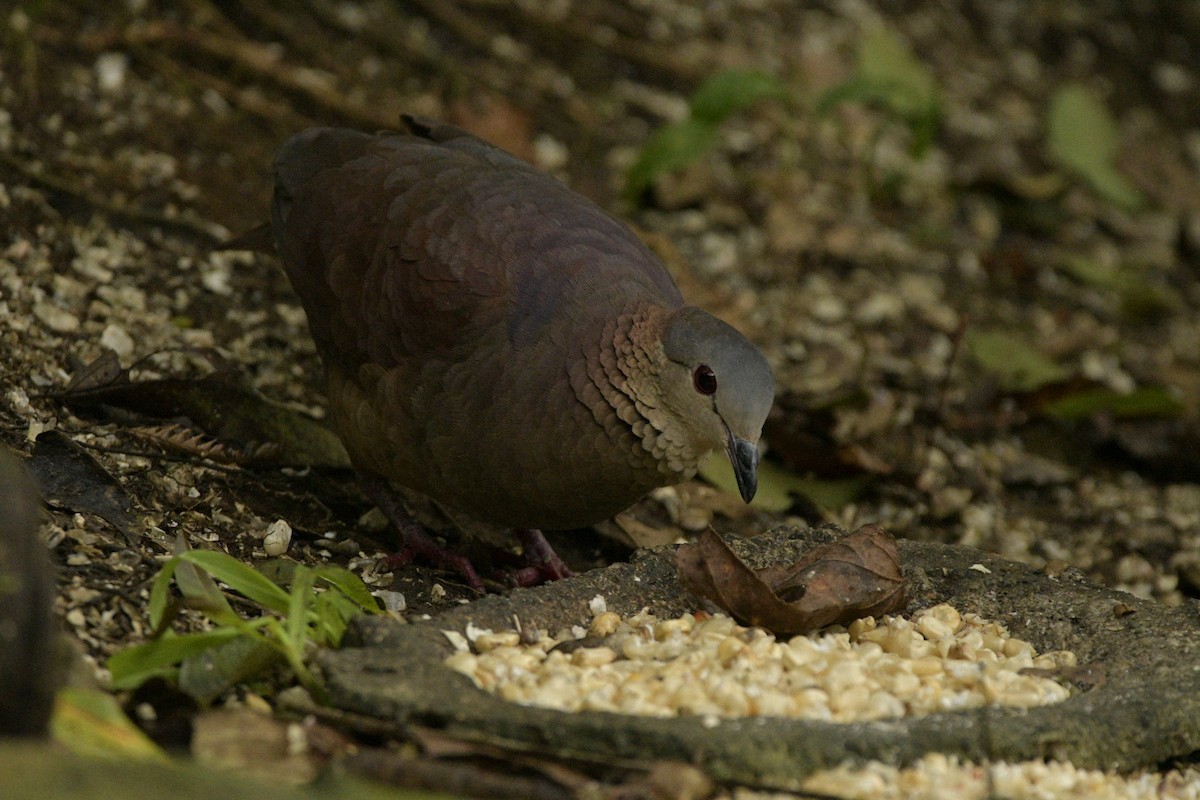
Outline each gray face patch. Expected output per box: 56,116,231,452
662,306,775,441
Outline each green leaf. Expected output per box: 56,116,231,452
286,566,316,650
1117,283,1175,322
174,556,228,608
966,330,1070,392
816,28,940,155
113,546,379,704
256,557,300,588
175,550,291,614
1060,257,1174,323
178,636,281,705
147,556,180,630
256,617,324,701
792,475,874,511
51,687,168,761
689,69,784,123
697,452,868,512
1043,385,1183,420
308,568,380,648
857,26,939,121
108,629,244,690
624,68,784,201
815,75,892,115
313,565,383,613
174,550,238,623
312,591,357,646
1047,85,1144,210
624,118,719,201
699,450,788,511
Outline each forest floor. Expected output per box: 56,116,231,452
2,1,1200,798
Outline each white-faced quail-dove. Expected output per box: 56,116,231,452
271,116,774,590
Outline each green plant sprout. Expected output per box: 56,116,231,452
817,26,941,157
624,68,785,202
108,548,381,704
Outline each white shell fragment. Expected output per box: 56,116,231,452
441,629,469,653
261,519,292,556
445,603,1075,722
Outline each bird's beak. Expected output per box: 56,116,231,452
725,430,759,504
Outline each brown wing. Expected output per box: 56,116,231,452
271,123,682,375
271,126,509,371
271,122,693,526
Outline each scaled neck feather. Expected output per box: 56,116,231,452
574,303,706,481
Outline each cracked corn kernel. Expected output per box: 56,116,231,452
443,603,1074,722
794,752,1200,800
589,611,621,636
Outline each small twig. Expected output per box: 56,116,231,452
128,422,281,466
0,151,229,244
298,0,472,87
346,747,570,800
406,0,500,55
461,0,706,85
73,440,248,476
134,45,308,132
206,0,356,82
38,19,400,131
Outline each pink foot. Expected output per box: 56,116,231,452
359,473,484,592
507,529,575,587
358,475,574,592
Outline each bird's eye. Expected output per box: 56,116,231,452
693,365,717,395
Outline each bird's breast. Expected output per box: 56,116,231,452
329,337,674,530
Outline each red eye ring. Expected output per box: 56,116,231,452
693,365,717,395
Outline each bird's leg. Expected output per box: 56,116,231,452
356,473,484,592
505,528,575,587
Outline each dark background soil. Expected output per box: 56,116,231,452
1,0,1199,785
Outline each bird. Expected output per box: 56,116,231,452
270,115,774,590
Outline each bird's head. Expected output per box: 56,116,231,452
657,306,775,503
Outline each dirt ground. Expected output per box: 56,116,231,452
2,0,1200,794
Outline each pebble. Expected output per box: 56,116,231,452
100,323,135,357
261,519,292,556
33,301,80,333
94,52,129,93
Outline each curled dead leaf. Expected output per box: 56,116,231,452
676,525,906,635
57,352,349,468
27,430,142,546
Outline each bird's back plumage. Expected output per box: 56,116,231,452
273,117,772,532
274,122,684,359
272,119,707,529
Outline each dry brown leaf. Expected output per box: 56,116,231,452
676,525,905,635
64,349,126,394
448,95,536,164
27,430,142,546
610,511,684,549
129,423,282,465
57,359,348,468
